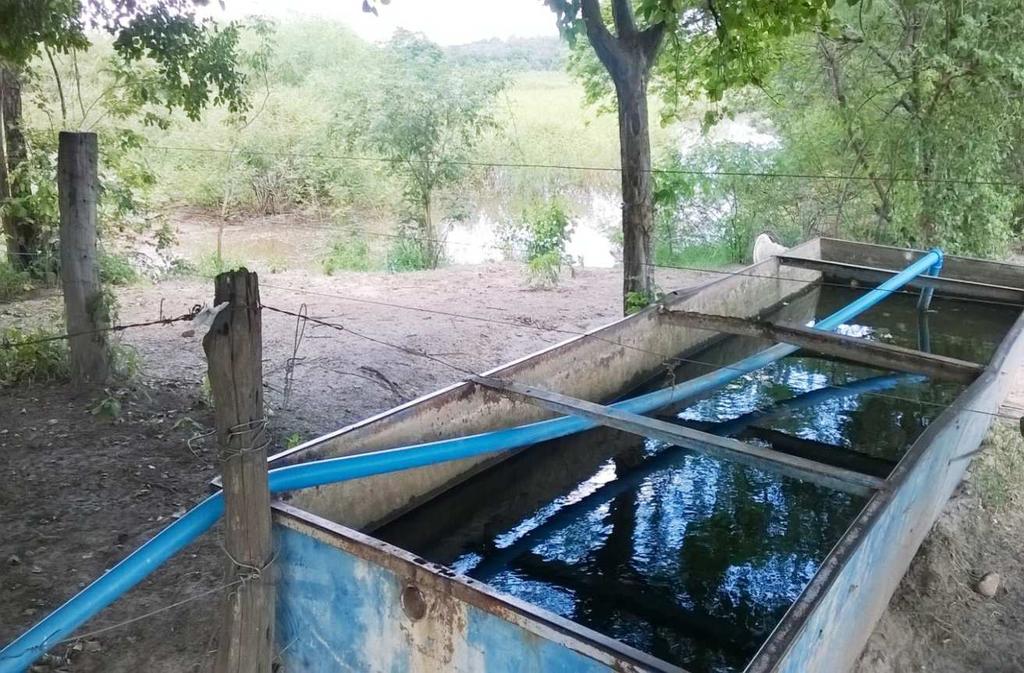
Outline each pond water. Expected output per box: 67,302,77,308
443,192,620,268
375,283,1019,671
442,114,777,269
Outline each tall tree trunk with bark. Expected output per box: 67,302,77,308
0,67,35,270
576,0,664,313
616,72,655,305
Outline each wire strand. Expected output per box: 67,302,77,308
0,579,242,663
257,292,1021,424
236,218,1024,311
151,144,1024,189
261,304,480,377
0,308,202,350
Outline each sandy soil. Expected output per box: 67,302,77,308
854,420,1024,673
2,221,1023,672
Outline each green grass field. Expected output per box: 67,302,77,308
479,71,673,193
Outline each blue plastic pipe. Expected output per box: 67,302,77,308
916,252,945,312
695,373,915,437
0,249,942,673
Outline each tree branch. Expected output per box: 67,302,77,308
611,0,637,38
580,0,624,73
545,0,575,21
44,45,67,123
866,43,906,82
817,35,893,221
71,49,87,121
639,23,666,66
707,0,724,38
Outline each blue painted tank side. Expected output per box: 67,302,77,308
275,524,620,673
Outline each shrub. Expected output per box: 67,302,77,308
653,241,734,270
523,201,572,262
323,237,372,274
625,291,658,315
98,251,139,285
265,256,290,274
0,326,70,386
973,422,1024,511
168,258,198,277
526,250,563,288
195,251,246,278
387,236,433,272
515,200,573,287
0,260,33,302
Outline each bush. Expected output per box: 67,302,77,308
973,422,1024,511
526,250,562,288
167,258,197,277
0,260,33,301
513,200,573,287
195,251,247,278
323,237,373,274
98,251,139,285
654,241,734,269
265,256,290,274
386,236,433,272
0,326,69,386
523,201,572,261
625,290,658,315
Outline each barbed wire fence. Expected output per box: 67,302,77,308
4,268,1021,423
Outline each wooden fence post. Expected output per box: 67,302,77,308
203,269,275,673
58,131,109,383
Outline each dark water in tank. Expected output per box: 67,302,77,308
375,286,1018,673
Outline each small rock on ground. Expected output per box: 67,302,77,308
976,571,1001,597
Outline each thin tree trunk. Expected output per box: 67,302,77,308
616,73,656,311
422,191,438,268
573,0,664,314
917,137,937,245
1,67,36,270
817,37,895,238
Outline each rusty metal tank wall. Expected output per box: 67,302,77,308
747,307,1024,673
273,503,679,673
269,238,1024,673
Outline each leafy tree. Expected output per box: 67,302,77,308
801,0,1024,255
544,0,837,311
0,0,251,269
348,30,505,268
666,0,1024,259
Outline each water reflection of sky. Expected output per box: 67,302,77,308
471,435,857,673
456,331,979,670
679,353,964,461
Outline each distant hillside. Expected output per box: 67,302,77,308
446,36,567,72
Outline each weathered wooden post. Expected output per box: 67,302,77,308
203,269,275,673
57,131,110,383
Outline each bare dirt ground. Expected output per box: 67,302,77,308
854,420,1024,673
2,214,1023,672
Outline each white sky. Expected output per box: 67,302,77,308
208,0,560,46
